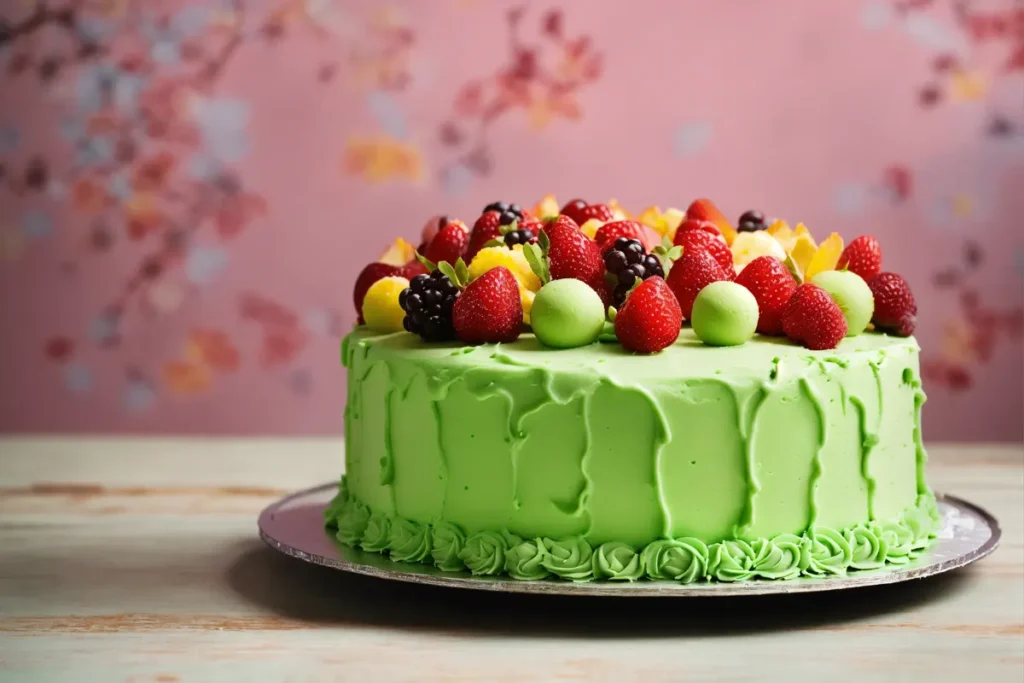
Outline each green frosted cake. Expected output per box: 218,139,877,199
327,196,938,582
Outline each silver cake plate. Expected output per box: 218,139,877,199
258,484,1000,597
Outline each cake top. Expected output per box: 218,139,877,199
353,196,918,356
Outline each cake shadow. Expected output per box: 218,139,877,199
226,541,973,637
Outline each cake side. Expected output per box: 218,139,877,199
328,327,937,582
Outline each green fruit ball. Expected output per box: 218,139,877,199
691,281,759,347
531,279,606,349
811,270,874,336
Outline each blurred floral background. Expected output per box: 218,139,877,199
0,0,1021,441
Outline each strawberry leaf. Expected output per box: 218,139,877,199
483,238,506,249
524,242,551,285
437,261,459,286
415,252,437,273
537,228,550,255
651,242,684,276
661,235,673,250
454,257,469,287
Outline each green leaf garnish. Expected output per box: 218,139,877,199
483,238,506,249
523,242,551,285
499,220,518,236
537,228,550,255
455,257,469,287
415,252,437,273
437,260,459,285
651,240,684,276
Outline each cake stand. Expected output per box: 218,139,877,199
257,484,1000,596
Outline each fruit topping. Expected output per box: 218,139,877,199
354,262,401,321
637,206,686,241
665,248,730,320
686,198,737,245
614,276,682,354
362,276,410,333
604,237,666,306
691,281,759,347
400,269,462,341
733,255,798,336
737,210,767,233
466,211,503,262
532,193,560,220
424,220,469,267
531,279,605,349
730,230,788,271
802,232,844,281
673,226,734,274
560,198,613,226
810,270,874,337
503,227,536,248
867,272,917,336
452,266,523,344
379,237,418,267
838,235,883,280
781,283,848,350
543,216,605,292
595,220,645,253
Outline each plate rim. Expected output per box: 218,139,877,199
257,484,1002,597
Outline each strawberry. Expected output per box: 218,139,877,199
595,220,645,253
838,235,883,280
614,277,682,353
452,266,523,344
425,220,469,266
466,211,502,262
398,259,429,280
546,216,605,290
675,218,722,239
354,262,401,321
665,248,729,320
673,226,734,274
543,214,580,233
868,272,917,336
782,283,848,350
577,203,615,223
734,255,798,335
687,198,737,244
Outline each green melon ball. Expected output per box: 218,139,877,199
691,281,759,347
531,279,605,349
811,270,874,336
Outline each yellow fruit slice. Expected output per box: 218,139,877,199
362,276,409,332
579,218,605,240
532,193,559,220
790,232,818,276
607,198,630,220
730,231,787,268
803,232,844,280
521,288,535,325
767,220,796,253
468,245,541,292
662,208,685,240
378,237,416,266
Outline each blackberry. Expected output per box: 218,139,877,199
399,271,460,341
603,237,664,306
484,201,523,220
737,210,766,233
503,227,536,248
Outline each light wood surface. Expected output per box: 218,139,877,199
0,438,1022,682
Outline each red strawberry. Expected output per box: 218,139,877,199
675,218,722,239
665,248,729,320
452,266,523,344
782,283,848,350
543,214,580,233
354,262,401,321
559,198,590,226
734,256,798,335
466,211,502,261
398,259,429,280
838,235,883,280
577,203,615,223
546,216,605,290
673,227,734,274
687,198,733,233
614,277,682,353
425,220,469,266
868,272,917,336
595,220,644,253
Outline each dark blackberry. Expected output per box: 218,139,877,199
484,202,523,221
399,271,460,341
603,238,664,306
737,210,766,233
503,228,536,248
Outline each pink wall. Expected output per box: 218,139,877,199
0,0,1021,441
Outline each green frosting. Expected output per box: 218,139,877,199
802,527,853,577
458,530,510,576
691,281,759,347
359,512,392,552
531,279,606,349
541,536,594,581
505,539,551,580
335,326,937,582
388,518,431,563
751,534,804,580
642,538,709,583
811,270,874,336
592,542,645,581
430,521,467,571
335,500,369,546
323,478,349,529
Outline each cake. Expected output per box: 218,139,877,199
326,197,939,582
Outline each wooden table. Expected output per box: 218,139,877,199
1,438,1021,682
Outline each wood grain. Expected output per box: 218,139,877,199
0,438,1021,682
